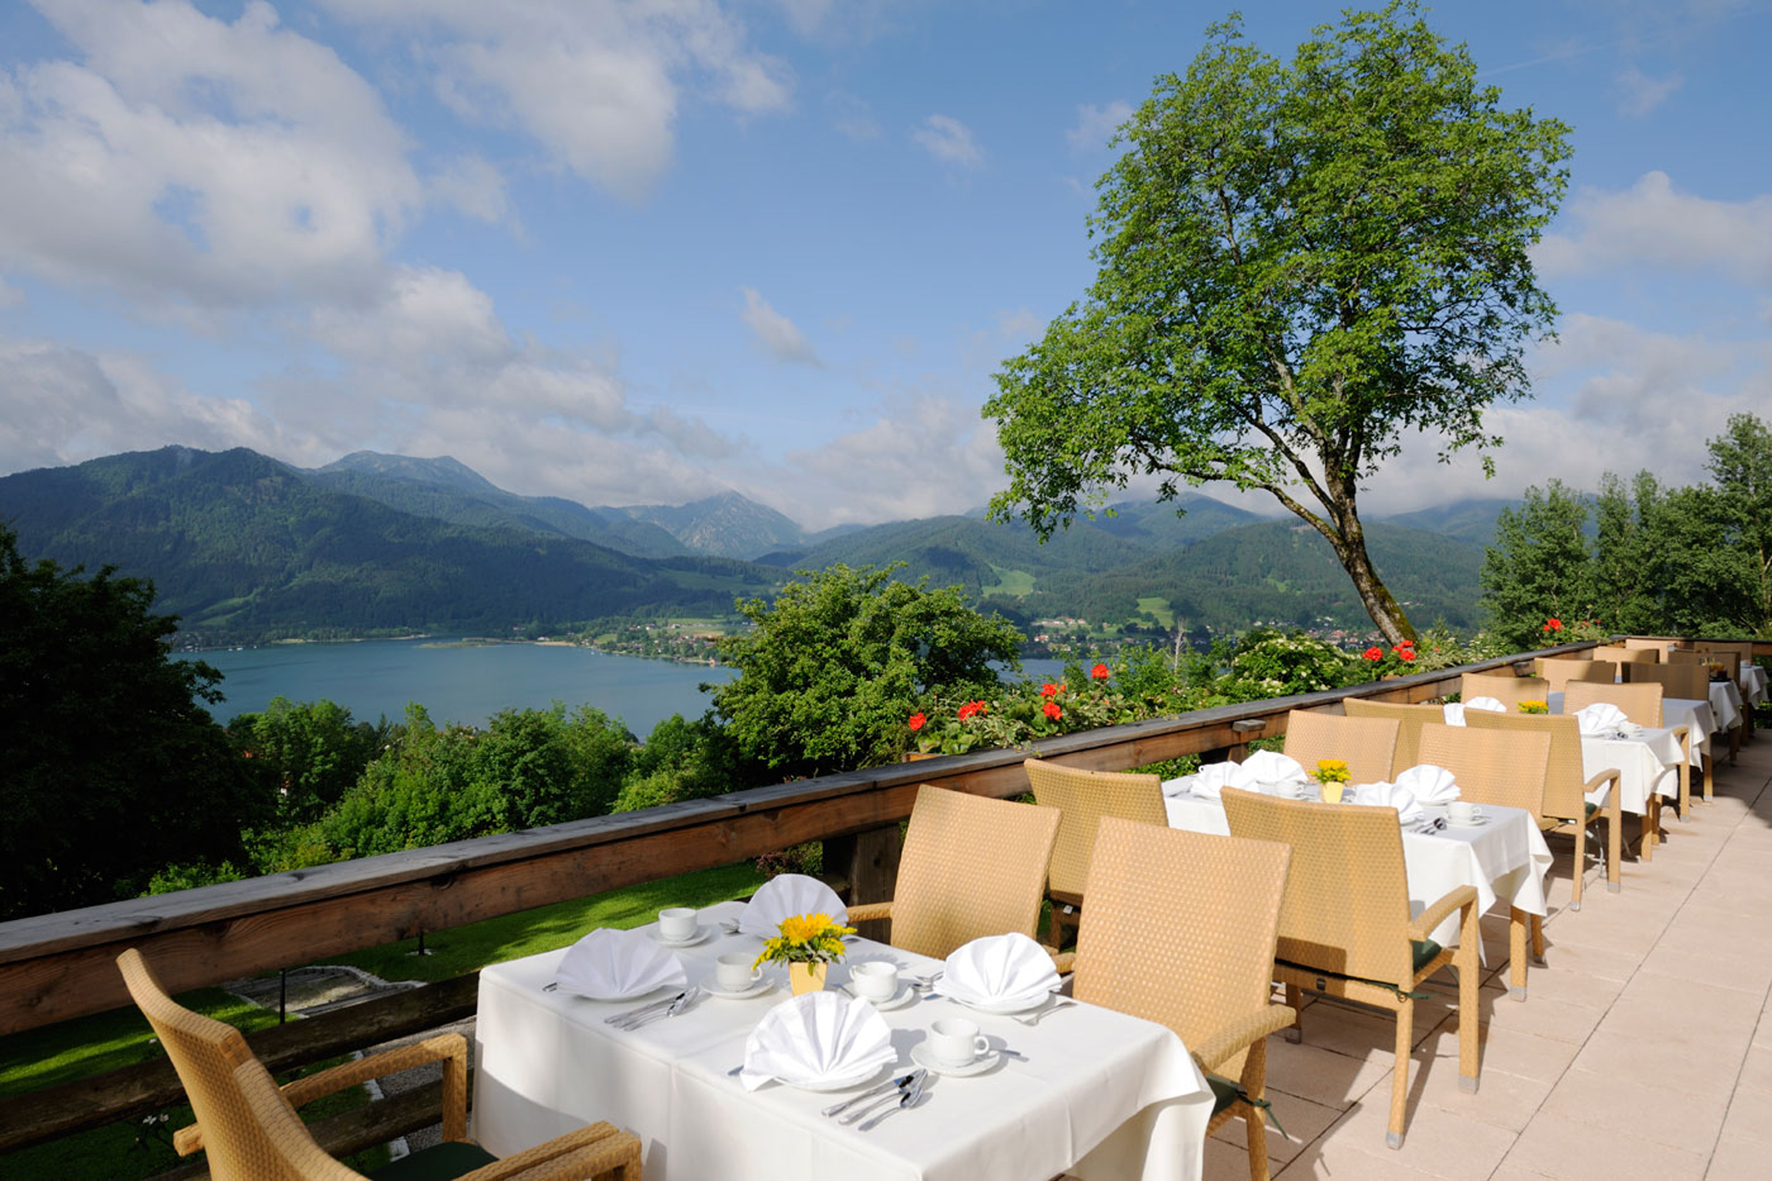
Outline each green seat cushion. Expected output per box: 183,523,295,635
1206,1071,1241,1116
1585,800,1600,819
370,1141,499,1181
1413,939,1443,974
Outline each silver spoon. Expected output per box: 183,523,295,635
858,1074,925,1131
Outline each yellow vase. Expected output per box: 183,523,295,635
1321,782,1346,804
788,962,828,995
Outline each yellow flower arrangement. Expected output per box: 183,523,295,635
1313,758,1350,785
1518,700,1549,714
753,911,856,970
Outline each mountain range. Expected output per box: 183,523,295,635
0,446,1511,642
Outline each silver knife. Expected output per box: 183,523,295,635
604,991,684,1025
859,1074,925,1131
821,1070,921,1118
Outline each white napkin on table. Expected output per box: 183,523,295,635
552,927,687,1001
1466,696,1506,713
1349,781,1424,824
1575,702,1630,737
739,991,898,1091
941,932,1062,1009
1188,760,1255,800
740,873,849,936
1242,750,1309,795
1394,764,1461,805
1442,702,1467,726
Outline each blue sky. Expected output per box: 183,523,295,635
2,0,1769,530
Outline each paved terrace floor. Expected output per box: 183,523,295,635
1202,734,1772,1181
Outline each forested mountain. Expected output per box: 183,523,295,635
1378,498,1521,548
613,491,807,559
0,447,773,643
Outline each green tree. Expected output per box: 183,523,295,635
227,697,387,823
1478,480,1594,650
1706,412,1772,636
711,564,1024,777
1591,472,1662,636
0,525,262,918
983,3,1571,645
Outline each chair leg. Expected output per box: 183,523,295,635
1702,752,1714,802
1678,758,1690,819
1284,981,1302,1042
1046,899,1062,950
1570,824,1585,911
1606,808,1621,893
1387,999,1414,1149
1456,932,1480,1094
1642,796,1657,861
1509,908,1528,1000
1530,913,1545,963
1242,1038,1271,1181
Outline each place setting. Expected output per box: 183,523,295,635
542,926,697,1028
650,905,715,948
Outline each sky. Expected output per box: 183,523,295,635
1,0,1769,532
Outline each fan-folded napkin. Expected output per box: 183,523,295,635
740,873,849,936
1575,702,1630,736
1243,750,1309,794
942,932,1061,1009
1349,781,1424,823
1186,760,1254,799
739,991,897,1090
552,927,687,1001
1394,764,1460,805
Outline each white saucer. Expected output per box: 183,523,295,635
848,982,916,1010
651,924,713,948
704,977,774,1000
949,990,1053,1015
782,1061,893,1093
911,1043,1001,1077
1448,815,1490,828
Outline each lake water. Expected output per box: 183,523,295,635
184,640,1067,736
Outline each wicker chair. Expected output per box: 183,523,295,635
1564,680,1691,823
1626,663,1715,801
1415,723,1550,998
1668,648,1706,665
1050,818,1295,1181
1460,673,1551,709
1342,700,1444,778
1220,789,1480,1150
1023,758,1167,949
117,949,640,1181
1463,711,1622,908
1599,645,1659,664
847,784,1061,959
1533,659,1614,694
1280,709,1399,787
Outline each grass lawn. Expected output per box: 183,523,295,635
984,567,1036,597
1135,596,1175,629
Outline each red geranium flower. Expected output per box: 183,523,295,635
1040,682,1059,697
908,712,926,731
1090,663,1110,680
1043,701,1063,720
1399,650,1416,662
1363,646,1383,661
956,700,989,721
1543,618,1562,632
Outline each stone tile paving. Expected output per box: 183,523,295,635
1206,733,1772,1180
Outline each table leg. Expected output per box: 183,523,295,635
1508,908,1528,1000
1702,752,1714,803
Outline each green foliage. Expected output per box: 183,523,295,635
1706,413,1772,636
0,525,263,919
984,2,1571,642
145,860,248,894
1479,480,1597,650
1217,630,1363,700
227,697,388,823
712,564,1024,776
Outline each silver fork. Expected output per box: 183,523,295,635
601,991,683,1024
1011,997,1077,1027
858,1075,925,1131
618,987,700,1029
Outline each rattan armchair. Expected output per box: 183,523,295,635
1220,789,1480,1150
1050,818,1294,1181
1533,659,1615,694
1463,711,1622,908
1625,662,1715,801
846,784,1061,959
1565,679,1691,822
1599,645,1659,664
1461,672,1551,708
117,949,640,1181
1280,709,1399,787
1342,700,1445,778
1416,722,1550,994
1023,758,1167,949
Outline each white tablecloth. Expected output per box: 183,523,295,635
1547,692,1707,768
1578,728,1683,814
1158,783,1550,950
1741,664,1767,707
1708,682,1742,732
473,900,1212,1181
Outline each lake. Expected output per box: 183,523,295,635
184,640,1067,736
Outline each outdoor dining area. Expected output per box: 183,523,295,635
35,639,1772,1180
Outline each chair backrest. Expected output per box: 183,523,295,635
117,949,271,1181
1668,648,1706,665
1071,818,1291,1079
1462,711,1584,822
1533,659,1611,693
1417,723,1551,816
1221,788,1413,988
1461,672,1550,708
1623,662,1709,700
1281,709,1399,786
1564,680,1665,727
229,1059,360,1181
891,784,1061,958
1024,759,1167,898
1341,700,1443,778
1623,637,1679,654
1701,642,1753,689
1599,645,1658,664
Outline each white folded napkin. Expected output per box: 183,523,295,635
552,927,688,1001
1349,781,1424,824
941,932,1062,1009
1242,750,1309,795
1466,696,1506,713
739,991,898,1091
1394,763,1460,805
740,873,849,936
1575,702,1630,737
1189,760,1254,800
1442,702,1467,726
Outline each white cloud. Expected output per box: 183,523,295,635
911,114,982,168
1065,101,1131,150
324,0,792,203
1615,65,1683,115
430,153,511,225
739,286,819,364
828,91,880,140
1534,172,1772,284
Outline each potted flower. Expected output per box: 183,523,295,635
1314,758,1351,804
1518,700,1549,714
754,912,856,994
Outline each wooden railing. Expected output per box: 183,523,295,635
2,635,1765,1163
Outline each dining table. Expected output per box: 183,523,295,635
1743,662,1769,707
472,899,1214,1180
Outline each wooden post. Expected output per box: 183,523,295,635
825,824,902,943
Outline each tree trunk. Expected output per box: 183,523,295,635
1335,530,1418,646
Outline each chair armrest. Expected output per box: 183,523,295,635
1406,884,1480,943
1189,1005,1297,1075
1669,724,1690,756
1582,768,1620,796
846,901,893,922
461,1121,640,1181
1048,949,1076,975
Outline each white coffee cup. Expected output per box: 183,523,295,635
851,961,899,1001
1448,801,1485,825
658,907,699,941
928,1017,990,1067
1276,780,1306,799
714,952,762,992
